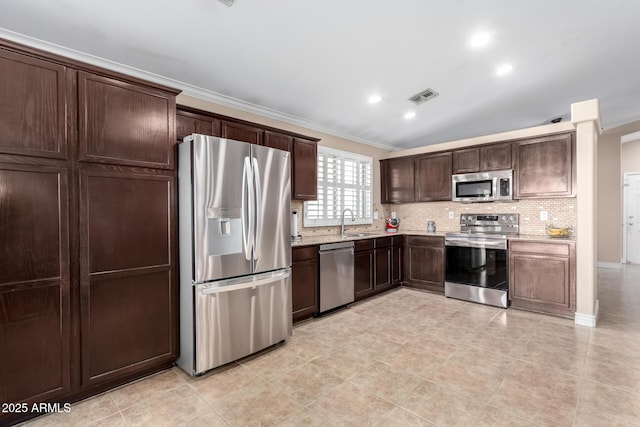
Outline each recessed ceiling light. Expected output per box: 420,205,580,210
470,31,491,48
496,63,513,76
368,94,382,104
404,111,416,120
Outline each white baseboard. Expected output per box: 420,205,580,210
597,262,622,269
574,299,599,327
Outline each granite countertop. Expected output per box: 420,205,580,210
291,230,575,246
509,234,576,242
291,230,446,246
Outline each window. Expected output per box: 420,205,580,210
304,146,373,227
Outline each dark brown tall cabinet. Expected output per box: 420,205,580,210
0,40,178,424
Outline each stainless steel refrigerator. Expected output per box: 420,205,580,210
177,134,292,376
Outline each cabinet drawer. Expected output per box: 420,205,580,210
509,240,571,256
406,235,444,248
392,235,404,246
292,246,318,262
375,237,391,249
354,239,374,252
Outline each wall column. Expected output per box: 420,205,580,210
571,99,601,327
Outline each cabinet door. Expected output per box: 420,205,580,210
291,247,318,323
221,120,263,145
79,167,175,386
0,48,68,159
176,111,220,141
264,131,293,152
509,241,575,316
354,250,375,301
78,72,176,169
380,157,415,203
404,236,444,293
452,148,479,174
415,152,452,201
375,247,392,289
513,133,575,198
292,138,318,200
480,142,512,171
0,163,71,405
392,236,403,284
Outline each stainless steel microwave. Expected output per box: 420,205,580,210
452,169,513,202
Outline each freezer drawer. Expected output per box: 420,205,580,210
191,269,292,375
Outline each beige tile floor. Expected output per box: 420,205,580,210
22,265,640,427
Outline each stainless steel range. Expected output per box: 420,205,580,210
444,214,519,308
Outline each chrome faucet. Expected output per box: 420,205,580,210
340,208,355,235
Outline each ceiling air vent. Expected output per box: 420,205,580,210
408,88,439,105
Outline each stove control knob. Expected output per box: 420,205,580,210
501,215,507,221
509,216,515,221
461,215,466,221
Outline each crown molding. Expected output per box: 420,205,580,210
0,28,397,152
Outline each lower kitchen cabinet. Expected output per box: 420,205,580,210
354,237,398,302
404,235,445,293
292,245,318,323
509,240,576,317
354,240,375,301
375,237,393,291
391,235,403,284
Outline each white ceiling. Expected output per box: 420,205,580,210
1,0,639,150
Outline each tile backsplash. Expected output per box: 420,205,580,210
292,198,577,237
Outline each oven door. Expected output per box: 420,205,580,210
445,237,508,289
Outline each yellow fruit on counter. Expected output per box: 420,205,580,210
546,226,569,237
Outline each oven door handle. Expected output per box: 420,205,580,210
445,237,507,250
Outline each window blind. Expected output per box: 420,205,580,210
303,147,373,227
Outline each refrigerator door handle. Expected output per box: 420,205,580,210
252,157,262,261
242,156,254,261
199,269,291,295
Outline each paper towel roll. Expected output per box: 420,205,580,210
291,211,298,237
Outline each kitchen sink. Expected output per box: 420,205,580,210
341,232,374,238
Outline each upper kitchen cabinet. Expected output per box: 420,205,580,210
264,130,293,152
380,157,415,203
480,142,512,171
221,120,264,145
176,106,318,200
452,142,512,174
176,109,220,141
0,48,68,159
452,147,479,174
78,72,176,169
292,137,318,200
415,152,452,201
513,132,575,198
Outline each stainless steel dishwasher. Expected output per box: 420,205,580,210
319,241,354,313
